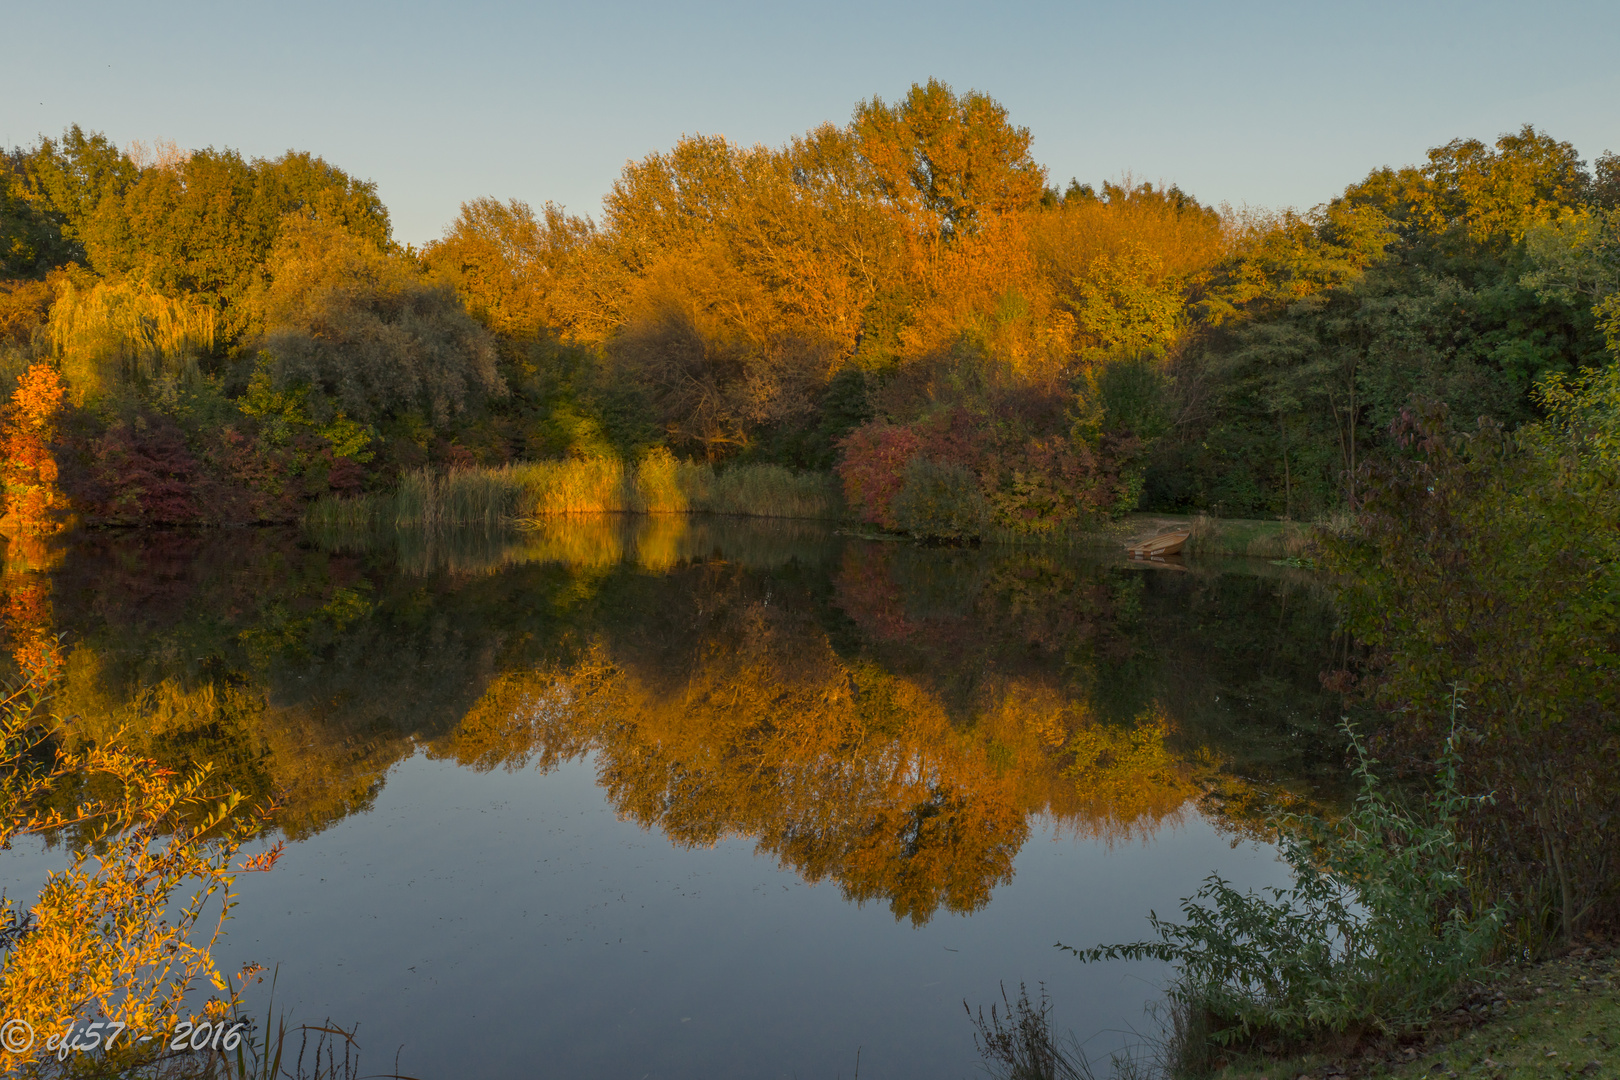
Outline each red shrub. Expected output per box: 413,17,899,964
88,419,203,525
203,427,352,522
327,456,365,496
837,423,923,528
838,404,1142,535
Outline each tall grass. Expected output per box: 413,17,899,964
304,453,847,539
305,511,842,576
511,451,845,520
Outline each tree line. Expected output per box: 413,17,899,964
1,81,1618,530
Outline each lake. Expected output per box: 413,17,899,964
2,517,1347,1078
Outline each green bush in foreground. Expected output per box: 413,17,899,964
1324,372,1620,948
1064,714,1501,1069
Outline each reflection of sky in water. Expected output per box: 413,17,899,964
214,752,1291,1080
3,760,1290,1077
7,521,1345,1077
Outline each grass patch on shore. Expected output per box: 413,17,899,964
1184,514,1312,559
1209,947,1618,1080
1108,514,1316,559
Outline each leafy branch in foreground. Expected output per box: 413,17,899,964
0,653,284,1077
1061,705,1501,1056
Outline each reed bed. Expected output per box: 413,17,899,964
304,454,847,538
305,511,843,576
696,464,842,519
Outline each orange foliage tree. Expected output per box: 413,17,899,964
1,364,67,531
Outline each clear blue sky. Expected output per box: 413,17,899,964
5,0,1618,247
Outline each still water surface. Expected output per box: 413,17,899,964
6,518,1347,1078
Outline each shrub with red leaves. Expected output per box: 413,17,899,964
837,423,923,528
87,419,204,525
327,456,365,496
838,405,1142,535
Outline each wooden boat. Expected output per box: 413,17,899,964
1125,529,1190,558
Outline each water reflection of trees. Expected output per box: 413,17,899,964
7,523,1346,923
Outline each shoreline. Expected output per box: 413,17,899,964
1211,946,1618,1080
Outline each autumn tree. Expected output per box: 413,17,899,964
0,364,67,530
1343,125,1588,260
853,78,1047,239
590,132,894,456
424,197,595,343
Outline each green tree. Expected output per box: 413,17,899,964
259,214,503,426
15,126,137,254
1148,126,1606,515
73,145,392,346
1,154,74,279
1523,205,1620,354
1325,381,1620,946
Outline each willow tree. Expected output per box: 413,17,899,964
48,274,216,399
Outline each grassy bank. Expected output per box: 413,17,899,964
1210,948,1618,1080
305,454,847,534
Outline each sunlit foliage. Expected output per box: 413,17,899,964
48,274,215,399
419,81,1227,472
0,365,66,530
0,654,279,1076
854,77,1047,239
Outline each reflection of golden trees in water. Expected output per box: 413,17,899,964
53,649,406,842
24,527,1337,925
2,532,66,672
431,569,1205,925
26,539,1211,925
318,513,840,577
979,685,1202,844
